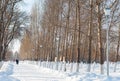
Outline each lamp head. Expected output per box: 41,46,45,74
104,8,111,16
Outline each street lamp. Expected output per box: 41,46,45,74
39,45,42,66
104,7,111,76
56,37,59,70
40,45,42,60
40,45,42,48
32,49,35,60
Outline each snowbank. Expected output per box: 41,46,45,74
38,67,120,81
26,61,120,81
0,61,120,81
0,62,20,81
0,61,3,68
64,72,120,81
0,62,13,75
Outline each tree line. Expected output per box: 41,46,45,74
20,0,120,73
0,0,27,61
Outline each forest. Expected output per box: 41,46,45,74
20,0,120,63
0,0,28,61
1,0,120,74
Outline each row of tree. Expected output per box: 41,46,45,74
0,0,27,61
20,0,120,73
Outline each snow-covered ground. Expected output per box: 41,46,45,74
0,61,120,81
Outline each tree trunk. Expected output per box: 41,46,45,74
87,0,93,72
76,0,81,72
114,24,120,72
97,3,104,74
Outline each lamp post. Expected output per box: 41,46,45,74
56,37,59,70
32,49,35,61
39,45,42,66
39,45,42,60
104,7,111,76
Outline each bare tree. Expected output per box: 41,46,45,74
0,0,27,61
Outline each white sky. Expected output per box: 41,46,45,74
9,0,44,54
20,0,44,14
20,0,35,13
9,0,34,54
9,39,21,54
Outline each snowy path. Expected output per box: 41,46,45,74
1,61,120,81
10,62,66,81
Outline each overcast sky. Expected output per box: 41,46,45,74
10,0,44,53
20,0,35,13
20,0,44,14
9,0,34,53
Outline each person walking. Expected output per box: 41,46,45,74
16,59,19,64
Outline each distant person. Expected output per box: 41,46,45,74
16,59,19,64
